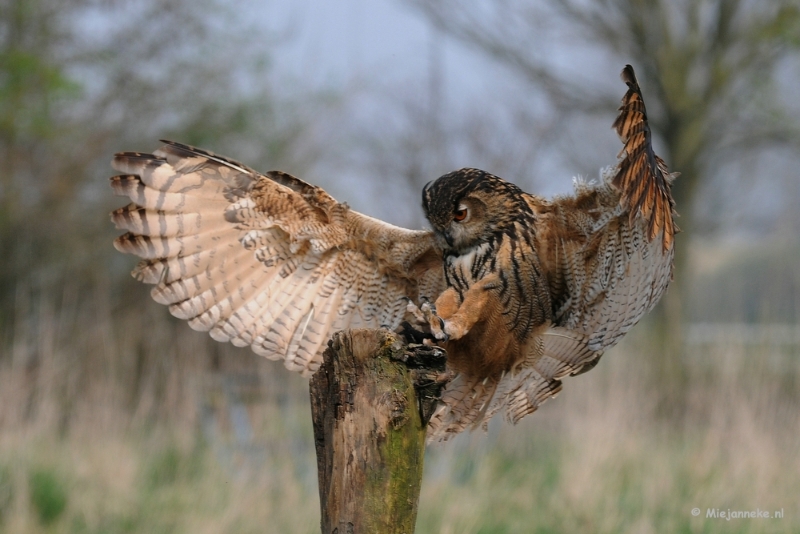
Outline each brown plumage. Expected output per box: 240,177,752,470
612,64,678,251
110,64,677,441
110,143,444,376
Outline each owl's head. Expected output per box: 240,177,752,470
422,168,530,254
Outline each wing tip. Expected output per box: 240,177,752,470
620,64,637,86
611,64,678,252
111,151,166,175
153,139,254,176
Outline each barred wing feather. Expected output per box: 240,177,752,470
111,141,444,376
551,65,677,353
428,64,678,442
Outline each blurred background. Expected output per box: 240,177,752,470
1,0,799,532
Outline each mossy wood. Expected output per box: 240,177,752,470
310,329,427,534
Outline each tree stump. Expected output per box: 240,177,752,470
310,329,440,534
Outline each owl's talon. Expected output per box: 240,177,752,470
404,297,427,324
427,312,449,341
420,300,436,316
397,321,435,344
404,297,448,340
433,320,449,342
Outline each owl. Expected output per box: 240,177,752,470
110,65,676,441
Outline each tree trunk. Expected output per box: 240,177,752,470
646,156,695,420
309,329,427,534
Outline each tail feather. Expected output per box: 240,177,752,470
427,374,499,441
428,326,598,441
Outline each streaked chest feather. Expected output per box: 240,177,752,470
445,241,494,293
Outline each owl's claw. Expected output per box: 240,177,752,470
403,297,449,341
403,296,427,324
420,301,449,341
429,314,448,341
397,321,435,344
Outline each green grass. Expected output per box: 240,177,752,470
29,468,68,525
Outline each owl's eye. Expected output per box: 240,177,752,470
453,207,469,222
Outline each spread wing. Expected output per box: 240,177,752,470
549,64,677,353
111,141,444,376
428,65,678,441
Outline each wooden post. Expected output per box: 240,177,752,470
309,329,430,534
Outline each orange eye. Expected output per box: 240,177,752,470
453,208,468,222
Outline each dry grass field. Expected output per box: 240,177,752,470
1,242,798,533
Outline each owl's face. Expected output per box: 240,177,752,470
422,168,528,255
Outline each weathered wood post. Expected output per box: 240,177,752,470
309,329,441,534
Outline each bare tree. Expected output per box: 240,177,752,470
0,0,333,314
0,0,349,441
406,0,800,408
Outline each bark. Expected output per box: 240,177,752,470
310,329,428,534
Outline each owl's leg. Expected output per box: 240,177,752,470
409,288,463,341
435,274,500,341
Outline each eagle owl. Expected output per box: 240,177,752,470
111,65,676,440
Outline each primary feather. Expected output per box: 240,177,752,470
111,141,444,377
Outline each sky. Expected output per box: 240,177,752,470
247,0,596,226
259,0,495,103
63,0,795,237
246,0,520,225
203,0,795,238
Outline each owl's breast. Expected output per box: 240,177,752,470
444,241,494,296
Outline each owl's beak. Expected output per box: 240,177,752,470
443,231,454,247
